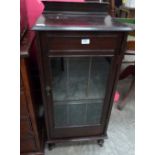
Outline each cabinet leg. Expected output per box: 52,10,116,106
48,143,55,151
97,139,104,147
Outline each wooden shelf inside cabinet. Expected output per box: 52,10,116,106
20,30,44,155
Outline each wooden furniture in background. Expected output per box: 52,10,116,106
114,18,135,110
33,1,133,150
117,5,135,18
20,0,44,153
117,32,135,110
110,0,116,16
20,31,44,155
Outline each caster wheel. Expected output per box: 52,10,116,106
97,139,104,147
48,143,55,151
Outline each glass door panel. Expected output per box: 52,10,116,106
50,57,112,128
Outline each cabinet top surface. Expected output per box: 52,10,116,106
32,12,134,32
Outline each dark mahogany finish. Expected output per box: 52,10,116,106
33,1,133,148
42,1,109,13
33,12,132,31
20,0,45,154
20,31,44,155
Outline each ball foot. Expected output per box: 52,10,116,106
97,139,104,147
48,143,55,151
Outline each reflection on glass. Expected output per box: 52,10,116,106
50,57,111,127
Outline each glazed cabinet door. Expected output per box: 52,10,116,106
43,55,115,139
38,32,121,139
50,57,111,127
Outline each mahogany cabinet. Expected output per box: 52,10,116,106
32,1,133,149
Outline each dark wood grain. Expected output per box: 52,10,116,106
20,35,44,155
20,137,37,152
35,31,128,144
42,1,109,13
102,33,128,135
33,1,133,148
20,90,29,117
32,12,133,32
47,135,105,144
20,31,35,58
46,33,119,50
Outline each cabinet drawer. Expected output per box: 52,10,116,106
44,32,123,55
47,36,118,51
20,137,37,153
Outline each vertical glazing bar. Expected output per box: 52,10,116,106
66,57,70,125
86,57,92,97
85,103,88,124
66,57,70,97
67,104,70,125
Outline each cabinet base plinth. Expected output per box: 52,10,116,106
47,135,106,149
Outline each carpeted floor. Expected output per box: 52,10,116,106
44,76,135,155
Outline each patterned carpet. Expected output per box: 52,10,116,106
45,77,135,155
